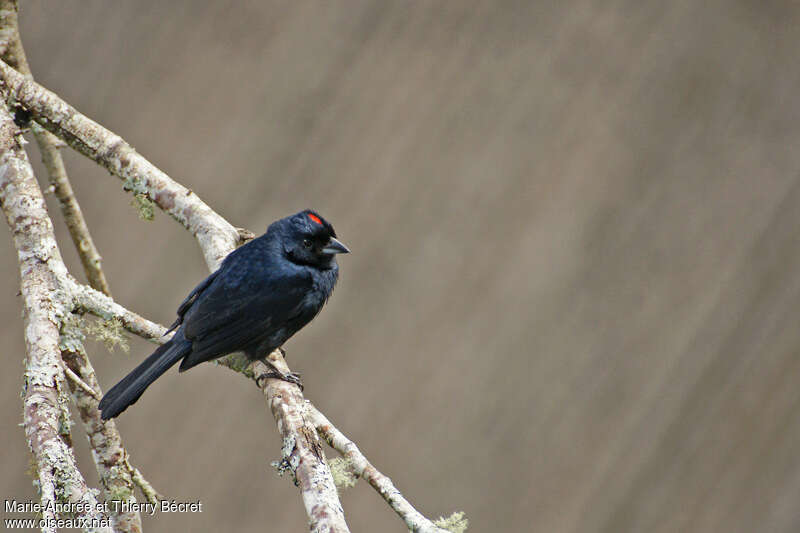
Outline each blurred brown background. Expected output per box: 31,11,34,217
2,1,800,532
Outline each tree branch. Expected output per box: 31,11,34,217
61,345,143,533
257,353,351,532
0,58,241,270
130,464,163,506
72,281,168,342
312,407,451,533
0,101,111,533
0,16,160,521
62,364,101,401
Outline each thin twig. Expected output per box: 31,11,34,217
38,126,113,294
130,463,164,505
312,407,450,533
63,364,100,400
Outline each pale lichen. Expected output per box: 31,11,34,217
123,176,155,219
130,193,155,221
433,511,469,533
327,457,357,491
215,352,254,378
271,435,299,485
101,462,136,503
59,313,86,354
121,176,147,195
85,317,129,353
54,368,73,440
106,482,134,503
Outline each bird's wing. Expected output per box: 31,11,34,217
165,269,220,334
179,254,312,367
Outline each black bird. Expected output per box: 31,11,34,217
99,209,349,420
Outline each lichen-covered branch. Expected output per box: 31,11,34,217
130,464,163,505
0,101,111,533
0,58,241,270
255,352,351,533
312,407,452,533
214,352,350,532
72,281,168,342
61,344,143,533
0,33,155,524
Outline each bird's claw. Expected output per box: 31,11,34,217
283,371,303,390
255,370,304,391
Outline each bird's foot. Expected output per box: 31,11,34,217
255,369,304,391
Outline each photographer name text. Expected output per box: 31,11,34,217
5,498,203,516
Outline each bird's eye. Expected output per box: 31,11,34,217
303,238,313,249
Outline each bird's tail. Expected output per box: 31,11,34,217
99,330,192,420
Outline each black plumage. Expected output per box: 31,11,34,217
99,209,349,420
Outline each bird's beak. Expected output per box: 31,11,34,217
322,237,350,254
